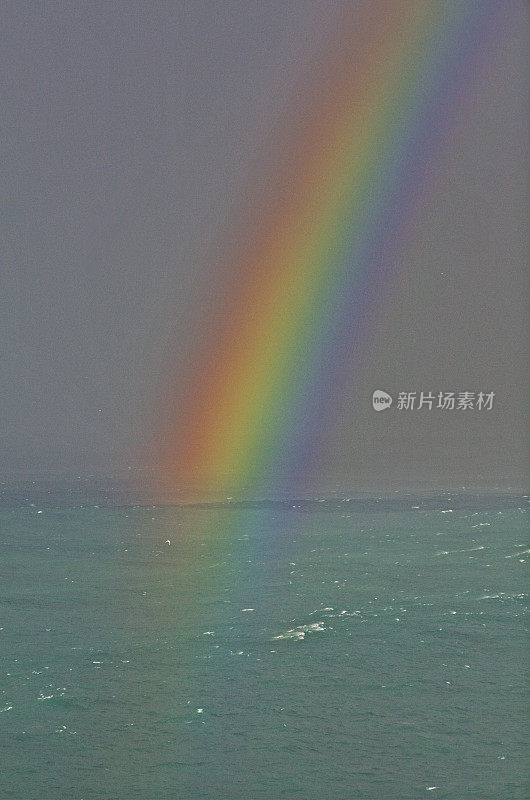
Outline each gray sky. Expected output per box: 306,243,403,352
1,1,527,490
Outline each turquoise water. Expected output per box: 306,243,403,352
0,494,527,799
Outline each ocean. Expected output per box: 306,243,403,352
0,489,527,799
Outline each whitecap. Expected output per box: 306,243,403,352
505,548,530,558
273,621,327,641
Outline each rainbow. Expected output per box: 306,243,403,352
160,0,503,495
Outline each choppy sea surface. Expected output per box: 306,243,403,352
0,487,527,799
